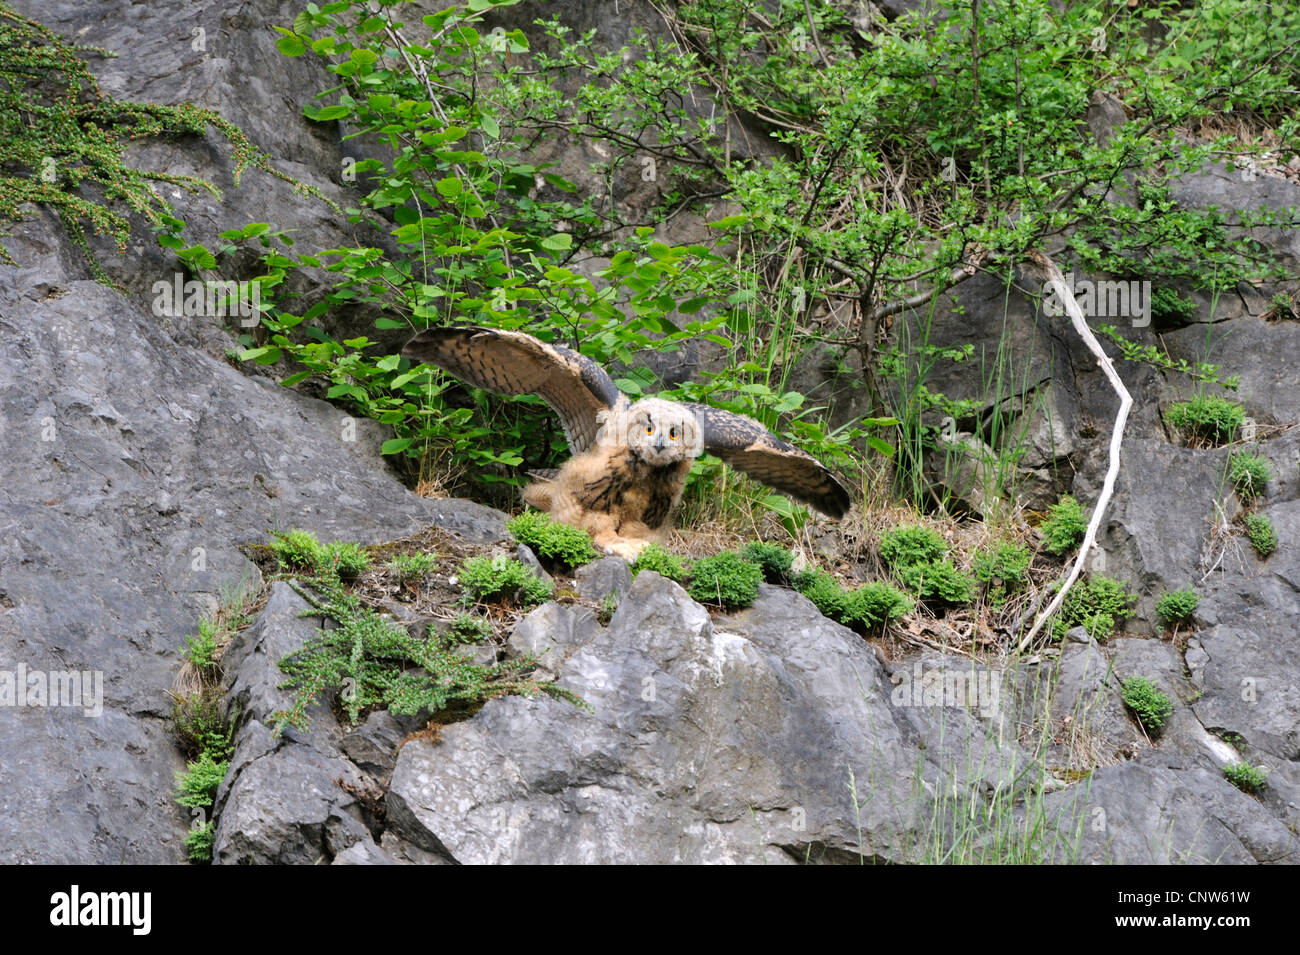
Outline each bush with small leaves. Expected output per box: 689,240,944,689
320,541,371,580
597,592,619,626
184,822,216,862
181,618,220,673
843,581,914,630
507,509,597,569
1120,677,1173,736
1040,495,1087,556
447,612,492,644
687,551,763,609
271,529,324,571
1223,762,1268,794
792,568,851,621
175,750,230,810
390,551,437,583
631,542,687,582
457,554,553,607
1244,514,1277,558
896,560,975,606
1155,587,1200,629
1228,451,1272,501
1150,287,1199,326
1166,395,1245,447
740,541,794,583
1053,575,1135,641
879,525,947,569
972,542,1032,587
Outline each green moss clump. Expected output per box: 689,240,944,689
507,509,597,569
1155,587,1199,629
687,551,763,609
896,559,975,606
972,542,1032,587
792,568,851,621
1052,575,1135,641
631,542,688,581
1228,451,1272,501
792,569,912,632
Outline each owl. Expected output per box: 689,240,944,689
402,326,851,560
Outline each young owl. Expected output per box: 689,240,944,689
402,326,851,560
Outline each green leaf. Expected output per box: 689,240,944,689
540,233,573,252
436,177,464,198
276,35,306,57
381,438,414,455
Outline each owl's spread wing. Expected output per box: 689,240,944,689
684,403,852,519
402,326,623,453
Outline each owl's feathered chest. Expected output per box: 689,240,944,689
578,447,691,528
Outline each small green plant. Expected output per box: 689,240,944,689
1040,495,1088,556
319,541,371,580
879,525,947,569
843,581,915,631
1119,677,1173,737
175,750,230,809
507,510,598,569
274,578,582,732
1244,514,1277,557
389,552,437,583
457,554,554,607
184,822,217,863
1223,762,1267,794
597,591,619,626
1149,286,1198,325
792,568,851,621
171,689,236,760
447,612,492,644
1155,587,1200,629
740,542,794,583
687,551,763,609
973,542,1033,587
896,560,975,606
1228,451,1272,501
181,619,220,673
1166,395,1245,447
271,529,323,571
631,543,688,582
1053,575,1135,641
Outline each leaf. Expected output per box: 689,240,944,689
276,35,306,57
436,177,464,198
540,233,573,252
381,438,414,455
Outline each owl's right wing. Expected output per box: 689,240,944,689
401,326,623,453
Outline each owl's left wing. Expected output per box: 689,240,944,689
683,404,852,519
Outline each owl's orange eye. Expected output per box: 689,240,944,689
644,425,654,435
669,427,679,440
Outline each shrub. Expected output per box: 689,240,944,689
1040,495,1087,556
1228,451,1272,501
171,690,236,762
274,578,583,732
631,542,688,582
740,542,794,583
457,554,553,607
1120,677,1173,736
687,551,763,609
320,541,371,580
446,612,492,644
1155,587,1200,629
1223,762,1268,794
1244,514,1277,558
507,509,597,569
1166,395,1245,447
1149,286,1198,325
389,552,437,583
843,582,915,630
972,542,1032,587
271,529,323,571
879,525,947,569
184,822,216,863
181,618,220,672
896,559,975,606
1053,575,1135,641
792,568,851,621
175,750,230,809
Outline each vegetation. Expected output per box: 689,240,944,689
274,576,582,732
630,543,688,582
879,526,947,570
1052,575,1135,642
1155,588,1200,630
687,551,764,609
507,509,598,569
740,542,794,584
1228,451,1272,501
270,530,371,579
389,551,438,583
456,554,553,607
1040,496,1087,556
1244,514,1277,558
973,541,1033,606
1223,762,1268,795
1120,677,1173,737
1167,396,1246,447
895,560,976,607
792,568,912,633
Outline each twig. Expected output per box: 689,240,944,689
1016,250,1133,652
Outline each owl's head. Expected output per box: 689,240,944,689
596,399,703,465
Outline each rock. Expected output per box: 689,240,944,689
575,557,632,602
